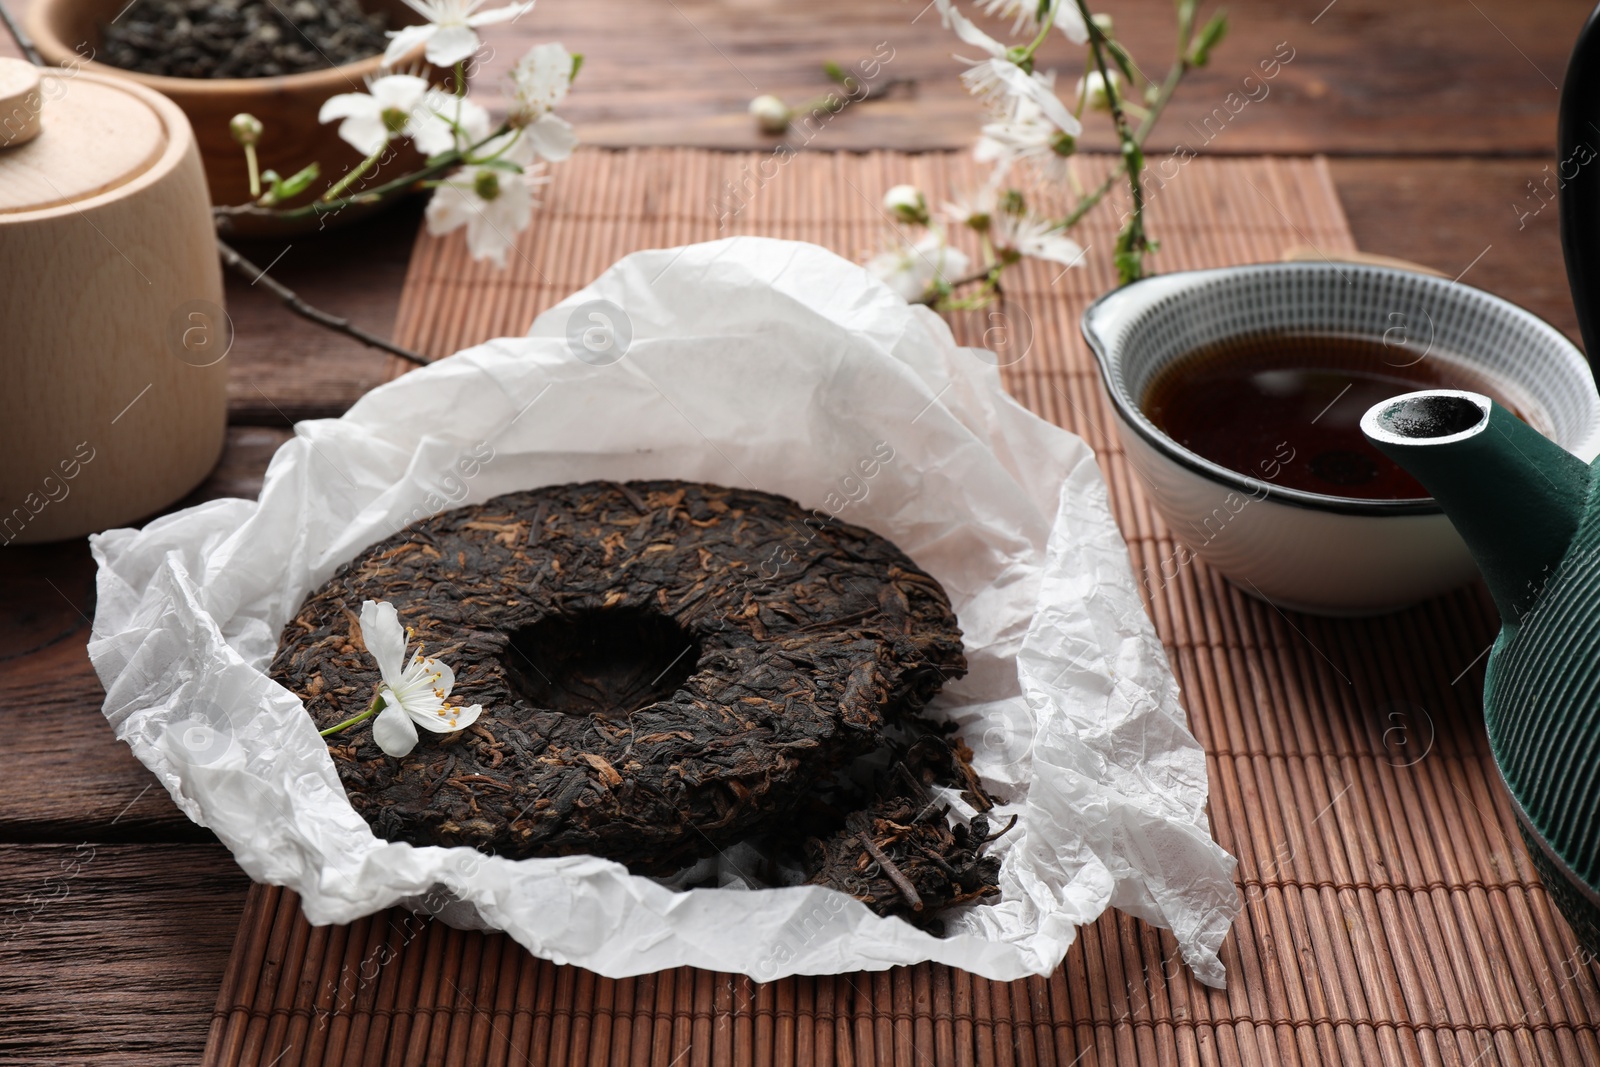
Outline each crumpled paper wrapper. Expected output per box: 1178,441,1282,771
88,237,1238,986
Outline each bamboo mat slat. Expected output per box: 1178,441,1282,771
200,149,1600,1067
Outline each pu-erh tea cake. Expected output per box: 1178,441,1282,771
271,479,1005,922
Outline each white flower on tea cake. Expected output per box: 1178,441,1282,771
317,599,484,759
384,0,535,67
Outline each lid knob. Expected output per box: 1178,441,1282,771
0,58,43,148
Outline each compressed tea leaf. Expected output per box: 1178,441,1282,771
271,481,970,883
796,733,1006,928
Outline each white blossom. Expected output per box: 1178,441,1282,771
866,232,971,302
318,74,431,156
384,0,534,67
426,156,548,267
991,211,1085,267
357,600,483,758
410,88,491,155
509,42,575,127
976,0,1088,44
933,0,1081,138
943,184,999,230
975,89,1077,182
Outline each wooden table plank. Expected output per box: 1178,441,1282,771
219,206,421,426
467,0,1577,157
1328,157,1581,343
0,427,290,843
0,844,250,1066
0,0,1578,155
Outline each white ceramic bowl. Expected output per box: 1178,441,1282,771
1081,263,1600,615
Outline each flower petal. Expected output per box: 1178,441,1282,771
371,73,429,111
944,3,1006,56
413,703,470,731
425,178,476,236
411,91,491,155
424,23,482,66
383,22,434,65
318,92,377,124
522,114,577,162
372,700,420,757
467,0,534,26
406,653,456,696
1052,0,1088,44
989,62,1081,137
358,601,408,687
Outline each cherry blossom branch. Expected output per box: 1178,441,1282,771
1075,0,1148,284
213,125,511,230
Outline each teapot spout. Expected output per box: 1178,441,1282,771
1361,391,1592,625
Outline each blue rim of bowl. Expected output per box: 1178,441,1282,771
1080,262,1592,518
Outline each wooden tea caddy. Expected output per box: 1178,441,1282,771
0,57,226,543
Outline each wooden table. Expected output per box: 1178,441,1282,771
0,0,1590,1062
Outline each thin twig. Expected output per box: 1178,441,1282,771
858,832,924,911
217,239,431,366
0,0,43,65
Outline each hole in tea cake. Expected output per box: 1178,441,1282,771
503,607,702,717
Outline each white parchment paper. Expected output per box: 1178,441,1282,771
88,237,1238,986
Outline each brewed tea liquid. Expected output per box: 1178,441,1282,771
1142,333,1518,500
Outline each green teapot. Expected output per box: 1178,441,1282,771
1361,390,1600,953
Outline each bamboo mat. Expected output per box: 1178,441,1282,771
202,149,1600,1067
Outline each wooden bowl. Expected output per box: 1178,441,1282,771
26,0,431,234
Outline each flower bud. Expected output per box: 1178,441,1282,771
229,112,263,147
882,184,929,226
1091,12,1113,35
1186,12,1229,68
1076,70,1121,113
748,94,792,134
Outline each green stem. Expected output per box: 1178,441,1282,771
320,142,389,203
320,693,386,738
1075,0,1149,283
454,60,467,96
244,144,260,199
1017,0,1060,62
1056,12,1196,231
216,124,512,225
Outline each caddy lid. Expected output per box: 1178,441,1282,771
0,57,167,214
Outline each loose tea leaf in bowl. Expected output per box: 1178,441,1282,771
271,480,998,921
100,0,389,79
